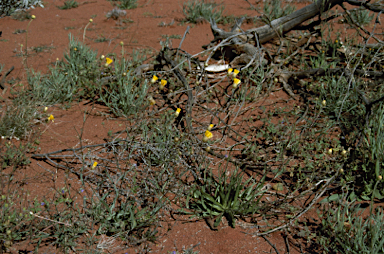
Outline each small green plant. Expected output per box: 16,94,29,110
182,0,225,24
346,9,374,26
11,10,32,21
185,168,265,228
31,44,55,53
94,35,109,43
0,141,31,169
317,200,384,253
117,0,137,10
0,193,34,252
57,0,79,10
13,29,26,34
0,0,43,18
263,0,295,21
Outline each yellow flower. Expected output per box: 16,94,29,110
232,78,241,88
74,47,77,51
151,75,159,84
328,148,333,155
120,41,124,46
47,114,54,123
232,69,240,78
203,130,213,142
335,39,338,43
227,68,233,75
31,15,36,19
105,57,113,67
148,96,156,105
91,162,98,169
175,108,181,117
89,18,93,22
322,100,326,106
207,124,214,131
159,79,167,90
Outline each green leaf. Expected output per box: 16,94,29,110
320,194,341,203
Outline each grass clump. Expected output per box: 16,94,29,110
182,0,225,24
346,9,374,26
184,168,265,229
10,10,33,21
263,0,295,21
57,0,79,10
317,200,384,253
117,0,138,10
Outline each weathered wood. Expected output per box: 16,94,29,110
210,0,343,44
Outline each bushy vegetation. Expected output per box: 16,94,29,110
1,0,384,252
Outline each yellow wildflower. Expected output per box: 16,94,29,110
175,108,181,117
91,162,98,169
328,148,333,155
232,69,239,78
105,57,113,67
203,130,213,142
232,78,241,88
227,68,233,76
151,75,159,84
207,124,214,131
322,100,326,106
47,114,54,123
159,79,167,90
31,15,36,19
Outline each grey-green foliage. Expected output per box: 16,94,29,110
98,69,148,117
0,193,34,251
357,102,384,199
318,201,384,253
26,34,99,104
263,0,295,21
0,103,37,138
346,9,374,26
57,0,78,10
182,0,225,24
118,0,138,10
0,0,43,18
186,168,265,228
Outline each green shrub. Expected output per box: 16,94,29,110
182,0,225,24
185,167,266,228
263,0,295,21
317,200,384,253
57,0,78,10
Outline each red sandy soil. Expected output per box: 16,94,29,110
0,0,365,253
